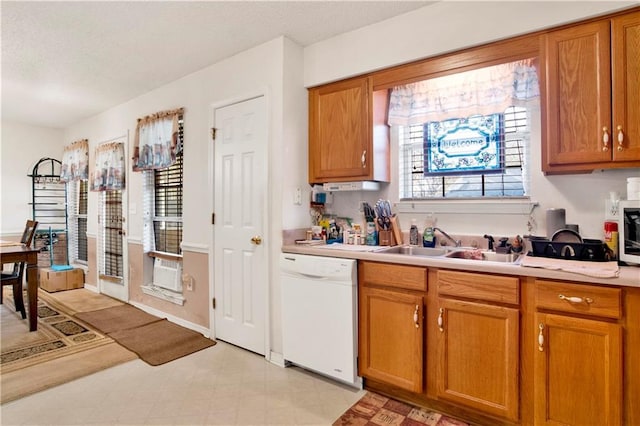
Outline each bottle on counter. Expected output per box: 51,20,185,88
409,219,419,246
423,214,437,248
604,221,618,260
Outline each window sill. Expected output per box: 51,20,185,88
148,251,183,262
396,198,538,215
141,285,185,305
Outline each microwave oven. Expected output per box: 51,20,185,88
619,200,640,265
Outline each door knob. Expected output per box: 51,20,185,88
251,236,262,245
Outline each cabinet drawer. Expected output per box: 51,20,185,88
437,270,519,305
360,261,427,291
535,280,622,319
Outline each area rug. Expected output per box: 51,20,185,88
74,304,215,366
333,392,470,426
108,318,216,366
74,303,161,333
0,289,136,403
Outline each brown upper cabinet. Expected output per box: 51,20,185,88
541,10,640,173
308,76,390,184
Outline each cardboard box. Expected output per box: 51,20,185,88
39,268,84,292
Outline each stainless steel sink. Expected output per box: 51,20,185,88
379,246,448,257
445,250,521,263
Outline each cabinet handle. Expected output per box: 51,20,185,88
437,308,444,332
361,150,367,168
538,323,545,352
413,305,420,328
558,294,593,304
617,125,624,151
602,127,609,152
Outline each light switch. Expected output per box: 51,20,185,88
294,188,302,205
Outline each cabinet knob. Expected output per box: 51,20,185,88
602,127,609,152
413,305,420,328
538,323,545,352
361,150,367,168
617,125,624,151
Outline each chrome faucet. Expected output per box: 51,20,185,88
434,227,461,247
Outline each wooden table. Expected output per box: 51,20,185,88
1,244,40,331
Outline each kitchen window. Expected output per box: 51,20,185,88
390,59,539,200
143,117,184,255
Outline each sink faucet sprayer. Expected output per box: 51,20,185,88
434,227,462,247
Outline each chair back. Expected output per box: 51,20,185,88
8,220,38,277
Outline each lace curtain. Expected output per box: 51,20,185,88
60,139,89,182
388,58,539,126
91,141,125,192
132,107,184,171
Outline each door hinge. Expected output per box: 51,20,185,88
211,213,215,225
210,127,217,140
212,298,216,309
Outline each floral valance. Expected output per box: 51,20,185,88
91,141,125,192
388,58,540,126
60,139,89,182
132,107,184,171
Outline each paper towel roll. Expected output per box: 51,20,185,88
546,208,566,238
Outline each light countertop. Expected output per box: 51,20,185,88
282,244,640,288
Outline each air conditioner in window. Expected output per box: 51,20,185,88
153,257,182,292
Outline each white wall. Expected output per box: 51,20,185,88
1,121,65,235
62,36,309,356
304,1,636,87
303,1,640,242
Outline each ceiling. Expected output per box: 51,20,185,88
1,1,434,129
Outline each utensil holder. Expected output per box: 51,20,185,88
379,230,393,246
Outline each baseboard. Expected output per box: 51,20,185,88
83,284,99,293
128,301,211,338
268,351,286,367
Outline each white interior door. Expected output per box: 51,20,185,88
212,96,267,355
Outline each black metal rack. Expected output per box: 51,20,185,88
28,157,68,267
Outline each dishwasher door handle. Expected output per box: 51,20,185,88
284,272,328,280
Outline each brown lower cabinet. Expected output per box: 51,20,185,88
357,261,640,426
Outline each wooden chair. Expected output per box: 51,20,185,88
1,220,38,319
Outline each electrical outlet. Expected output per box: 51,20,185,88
182,273,194,291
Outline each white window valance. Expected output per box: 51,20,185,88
132,107,184,171
388,58,540,126
91,141,125,192
60,139,89,182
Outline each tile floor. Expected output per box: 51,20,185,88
0,340,365,425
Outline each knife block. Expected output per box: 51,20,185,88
379,230,393,246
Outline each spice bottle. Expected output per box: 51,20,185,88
409,219,419,246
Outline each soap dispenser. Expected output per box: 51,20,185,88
423,214,437,248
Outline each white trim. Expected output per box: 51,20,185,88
395,199,539,215
83,283,99,293
141,284,186,305
86,231,97,239
180,242,209,253
127,236,143,245
129,300,211,338
268,351,285,367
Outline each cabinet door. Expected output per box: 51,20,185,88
541,20,612,170
612,10,640,162
359,286,423,392
534,312,622,426
436,299,519,421
309,77,371,182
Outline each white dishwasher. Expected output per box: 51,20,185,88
280,253,361,388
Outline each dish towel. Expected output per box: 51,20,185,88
520,255,619,278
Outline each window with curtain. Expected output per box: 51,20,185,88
391,59,539,200
67,179,88,264
143,116,184,255
61,139,89,264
